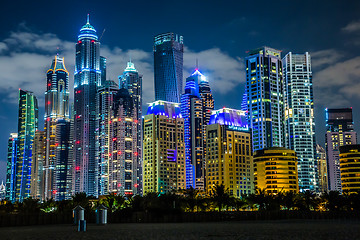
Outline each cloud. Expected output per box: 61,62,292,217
184,47,245,94
342,20,360,33
313,56,360,108
0,25,244,107
311,49,344,69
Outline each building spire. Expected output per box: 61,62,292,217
196,58,198,70
87,14,90,24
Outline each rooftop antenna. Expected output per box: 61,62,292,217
129,52,132,63
196,58,198,70
99,28,106,42
87,14,90,24
56,46,59,57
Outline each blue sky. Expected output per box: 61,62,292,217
1,0,360,182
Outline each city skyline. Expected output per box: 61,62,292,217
1,1,360,184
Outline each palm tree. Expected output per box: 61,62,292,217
210,184,232,211
181,186,200,212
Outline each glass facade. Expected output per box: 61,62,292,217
325,108,357,192
5,133,19,202
245,47,284,151
16,89,38,202
154,33,183,103
283,52,317,192
181,70,204,189
73,16,101,197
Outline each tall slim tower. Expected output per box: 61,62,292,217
154,33,184,103
74,15,101,196
283,52,317,192
16,89,38,202
119,61,143,193
245,47,284,151
181,69,204,189
5,133,19,202
30,130,45,200
96,80,118,196
43,56,69,200
142,101,186,195
325,108,357,192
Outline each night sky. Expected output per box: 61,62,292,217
1,0,360,183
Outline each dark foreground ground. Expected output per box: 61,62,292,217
1,220,359,240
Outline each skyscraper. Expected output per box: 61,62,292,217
154,32,184,103
283,52,317,192
181,69,204,189
30,130,45,200
316,144,328,193
325,108,357,192
109,88,140,195
74,15,101,196
54,119,71,201
43,55,70,200
5,133,19,202
96,80,118,196
119,61,143,193
245,47,284,151
16,89,38,202
142,101,185,195
206,108,253,197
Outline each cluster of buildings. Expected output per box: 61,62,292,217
4,17,360,202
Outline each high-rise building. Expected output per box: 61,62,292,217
283,52,317,192
205,108,253,197
142,101,185,195
316,144,328,193
5,133,19,202
245,47,284,151
181,69,205,189
96,80,118,196
73,15,101,197
16,89,38,202
339,144,360,194
154,33,184,103
54,119,71,201
119,61,143,194
254,147,299,194
109,88,140,195
198,69,214,189
100,56,107,85
325,108,357,192
43,55,70,200
30,131,45,200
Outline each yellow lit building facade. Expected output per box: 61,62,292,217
142,101,186,194
254,147,298,194
205,108,253,197
339,145,360,194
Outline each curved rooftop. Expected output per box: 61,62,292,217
78,14,98,41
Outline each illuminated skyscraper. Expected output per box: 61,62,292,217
325,108,357,192
119,61,143,193
16,89,38,202
316,144,328,193
54,119,71,201
96,80,118,196
74,15,101,196
142,101,185,194
109,88,140,195
181,69,204,189
5,133,19,202
245,47,284,151
154,33,184,103
206,108,253,197
30,130,45,200
283,52,316,192
43,56,70,200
